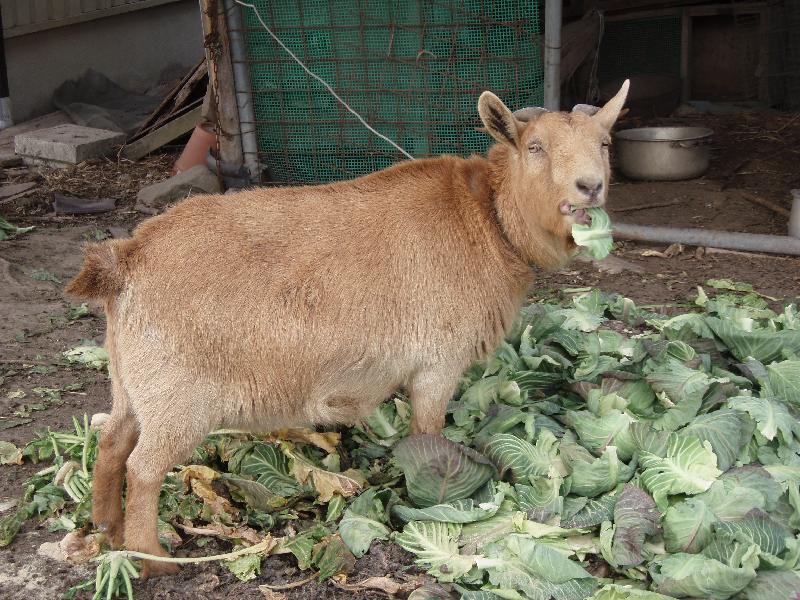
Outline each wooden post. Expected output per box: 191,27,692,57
199,0,244,175
680,9,692,102
756,6,770,103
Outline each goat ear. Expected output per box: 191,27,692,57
593,79,630,130
478,91,520,147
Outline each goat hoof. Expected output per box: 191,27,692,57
95,521,125,549
141,560,181,579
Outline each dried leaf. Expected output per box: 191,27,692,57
288,450,364,502
332,575,420,595
178,521,262,545
0,498,18,513
0,441,23,465
642,244,684,258
179,464,219,486
268,428,341,454
179,465,237,518
58,530,103,564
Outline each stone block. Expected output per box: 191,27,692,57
135,165,221,214
14,124,125,167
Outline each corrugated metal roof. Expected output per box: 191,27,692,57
1,0,185,38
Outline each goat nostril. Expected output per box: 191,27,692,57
576,179,603,197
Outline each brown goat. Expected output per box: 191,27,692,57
66,82,628,577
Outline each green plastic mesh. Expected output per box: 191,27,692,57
239,0,542,184
598,17,681,84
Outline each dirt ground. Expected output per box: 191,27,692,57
1,108,799,599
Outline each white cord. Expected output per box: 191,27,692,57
233,0,415,160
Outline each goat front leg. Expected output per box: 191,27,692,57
408,369,459,435
124,420,206,579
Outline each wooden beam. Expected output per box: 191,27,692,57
3,0,183,39
594,0,698,12
686,2,766,17
199,0,243,173
121,105,202,160
135,58,206,137
606,2,768,21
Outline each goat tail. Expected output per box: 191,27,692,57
65,241,129,300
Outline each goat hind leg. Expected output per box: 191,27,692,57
124,419,206,578
91,383,138,548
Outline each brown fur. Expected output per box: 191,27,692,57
66,85,628,576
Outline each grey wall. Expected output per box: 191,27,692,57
4,0,204,122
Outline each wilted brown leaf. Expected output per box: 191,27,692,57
332,575,423,596
259,574,315,592
289,452,363,502
59,531,103,564
179,465,237,518
177,521,262,545
642,243,684,259
268,428,341,454
179,464,218,486
0,441,23,465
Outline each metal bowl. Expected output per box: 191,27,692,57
614,126,714,181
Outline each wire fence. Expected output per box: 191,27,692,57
233,0,543,184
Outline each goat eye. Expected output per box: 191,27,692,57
529,143,543,154
601,141,610,150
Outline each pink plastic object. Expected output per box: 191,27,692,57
172,124,215,175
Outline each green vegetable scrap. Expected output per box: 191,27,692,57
4,281,800,600
63,341,110,371
0,215,34,241
572,207,614,260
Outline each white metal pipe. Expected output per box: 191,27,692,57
613,222,800,256
225,0,260,182
0,6,12,130
543,0,562,111
790,190,800,239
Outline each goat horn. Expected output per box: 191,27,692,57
512,107,548,122
572,104,601,116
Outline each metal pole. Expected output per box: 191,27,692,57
543,0,562,110
224,0,260,183
613,222,800,256
790,190,800,239
0,6,12,130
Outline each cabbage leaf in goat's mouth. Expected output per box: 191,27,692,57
571,207,614,259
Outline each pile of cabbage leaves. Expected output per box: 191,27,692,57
4,280,800,600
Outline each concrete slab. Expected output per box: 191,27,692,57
14,124,125,167
135,164,221,214
0,111,71,166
